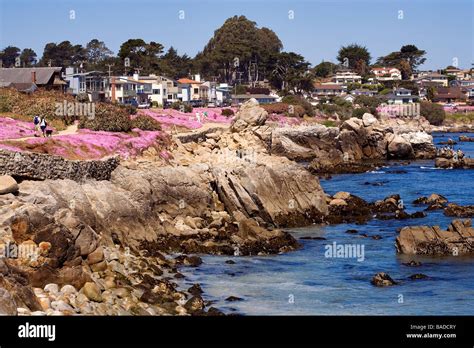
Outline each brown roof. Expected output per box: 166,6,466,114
0,67,62,85
178,78,201,84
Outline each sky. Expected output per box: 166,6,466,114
0,0,473,70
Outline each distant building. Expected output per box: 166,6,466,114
433,87,467,103
384,88,419,104
351,89,378,97
445,67,472,81
370,67,402,81
63,67,108,101
332,70,362,84
415,72,449,87
312,83,346,99
178,75,208,102
231,94,277,105
0,67,66,91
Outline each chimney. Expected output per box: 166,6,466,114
194,74,201,82
31,71,36,84
111,77,116,102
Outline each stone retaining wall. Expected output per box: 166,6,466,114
0,149,119,181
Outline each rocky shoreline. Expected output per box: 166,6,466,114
0,99,473,315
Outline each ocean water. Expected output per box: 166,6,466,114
179,133,474,315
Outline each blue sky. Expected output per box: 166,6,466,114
0,0,472,70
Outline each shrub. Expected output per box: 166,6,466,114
321,120,336,127
0,95,12,112
221,108,235,117
420,101,446,125
131,115,162,131
151,101,159,108
262,102,305,117
76,93,90,103
352,107,371,119
79,103,132,132
171,101,193,113
354,95,382,108
281,95,315,116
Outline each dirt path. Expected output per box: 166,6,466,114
11,123,78,142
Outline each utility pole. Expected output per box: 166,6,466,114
105,64,114,77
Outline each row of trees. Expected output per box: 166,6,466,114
0,15,428,93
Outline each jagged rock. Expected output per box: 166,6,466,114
459,135,474,142
396,219,474,255
444,203,474,218
371,272,398,287
0,175,18,195
231,99,268,132
413,193,448,207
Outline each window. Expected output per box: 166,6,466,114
153,89,161,94
194,88,199,94
168,94,172,100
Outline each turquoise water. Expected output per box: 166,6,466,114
180,133,474,315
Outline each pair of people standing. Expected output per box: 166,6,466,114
33,115,48,137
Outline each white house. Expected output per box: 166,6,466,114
370,67,402,81
332,71,362,85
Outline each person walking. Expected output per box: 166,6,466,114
40,117,48,137
33,115,40,136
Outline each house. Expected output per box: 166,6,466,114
107,75,152,104
63,67,108,101
433,87,467,104
312,83,346,99
0,67,66,91
370,67,402,81
384,88,419,104
137,75,180,106
445,68,472,81
332,70,362,84
231,94,277,105
343,94,356,103
351,89,378,97
416,72,448,87
178,75,208,102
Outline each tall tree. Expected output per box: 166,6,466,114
40,41,86,67
194,15,283,83
0,46,21,67
85,39,113,65
160,47,192,79
118,39,164,74
312,61,337,78
269,52,311,93
19,48,37,66
337,44,371,74
376,44,426,78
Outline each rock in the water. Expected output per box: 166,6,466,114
408,273,429,280
387,135,414,159
396,219,474,255
371,272,398,287
444,203,474,218
0,175,19,195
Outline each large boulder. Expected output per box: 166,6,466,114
0,175,18,195
231,98,268,132
387,134,414,159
